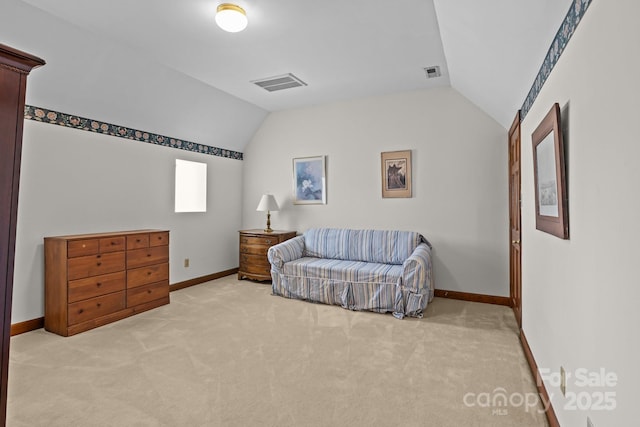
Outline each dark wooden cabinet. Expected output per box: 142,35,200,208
0,44,45,424
238,230,296,281
44,230,170,336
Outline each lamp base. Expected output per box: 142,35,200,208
264,211,273,233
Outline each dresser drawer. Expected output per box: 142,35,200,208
127,281,169,306
127,263,169,288
127,234,150,250
240,235,279,247
149,231,169,247
68,239,99,258
127,246,169,269
67,252,126,280
68,291,126,326
99,236,125,253
68,271,126,303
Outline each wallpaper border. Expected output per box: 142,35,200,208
24,105,243,161
521,0,593,119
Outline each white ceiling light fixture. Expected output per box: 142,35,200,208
215,3,248,33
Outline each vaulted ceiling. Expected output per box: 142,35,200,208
15,0,572,146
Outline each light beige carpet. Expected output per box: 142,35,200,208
8,276,548,426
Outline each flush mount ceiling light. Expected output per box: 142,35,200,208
215,3,248,33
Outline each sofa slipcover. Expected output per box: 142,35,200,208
267,228,433,319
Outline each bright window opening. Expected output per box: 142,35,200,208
175,159,207,212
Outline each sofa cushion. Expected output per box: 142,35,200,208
283,257,403,285
302,228,424,265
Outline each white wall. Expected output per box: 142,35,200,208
520,1,640,426
13,121,243,323
242,87,509,296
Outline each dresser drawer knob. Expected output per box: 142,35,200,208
97,303,101,308
265,240,272,244
147,253,151,257
147,271,152,275
96,283,102,287
97,262,102,266
96,254,101,259
147,289,152,294
78,309,84,314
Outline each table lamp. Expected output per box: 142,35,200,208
256,194,279,233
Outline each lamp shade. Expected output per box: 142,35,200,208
215,3,248,33
256,194,279,212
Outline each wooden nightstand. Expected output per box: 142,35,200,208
238,229,296,281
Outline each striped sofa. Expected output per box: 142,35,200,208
267,228,433,319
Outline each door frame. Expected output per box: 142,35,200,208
508,111,522,329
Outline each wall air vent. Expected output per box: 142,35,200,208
424,66,441,79
251,73,307,92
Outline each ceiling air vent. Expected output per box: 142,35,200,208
252,73,307,92
424,66,441,79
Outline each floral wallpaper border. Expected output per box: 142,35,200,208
521,0,593,120
24,105,243,161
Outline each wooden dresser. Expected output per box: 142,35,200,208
44,229,170,336
238,229,296,281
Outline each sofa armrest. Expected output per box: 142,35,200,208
402,242,433,296
267,235,305,270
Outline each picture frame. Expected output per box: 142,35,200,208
532,103,569,239
381,150,412,198
293,155,326,205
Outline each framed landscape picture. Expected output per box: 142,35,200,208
293,155,326,205
532,103,569,239
381,150,412,198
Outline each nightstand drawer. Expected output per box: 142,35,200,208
240,253,270,268
240,235,278,247
239,261,271,277
240,245,269,256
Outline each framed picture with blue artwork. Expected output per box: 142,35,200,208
293,155,326,205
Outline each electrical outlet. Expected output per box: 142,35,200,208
560,366,566,397
184,258,189,268
587,416,594,427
